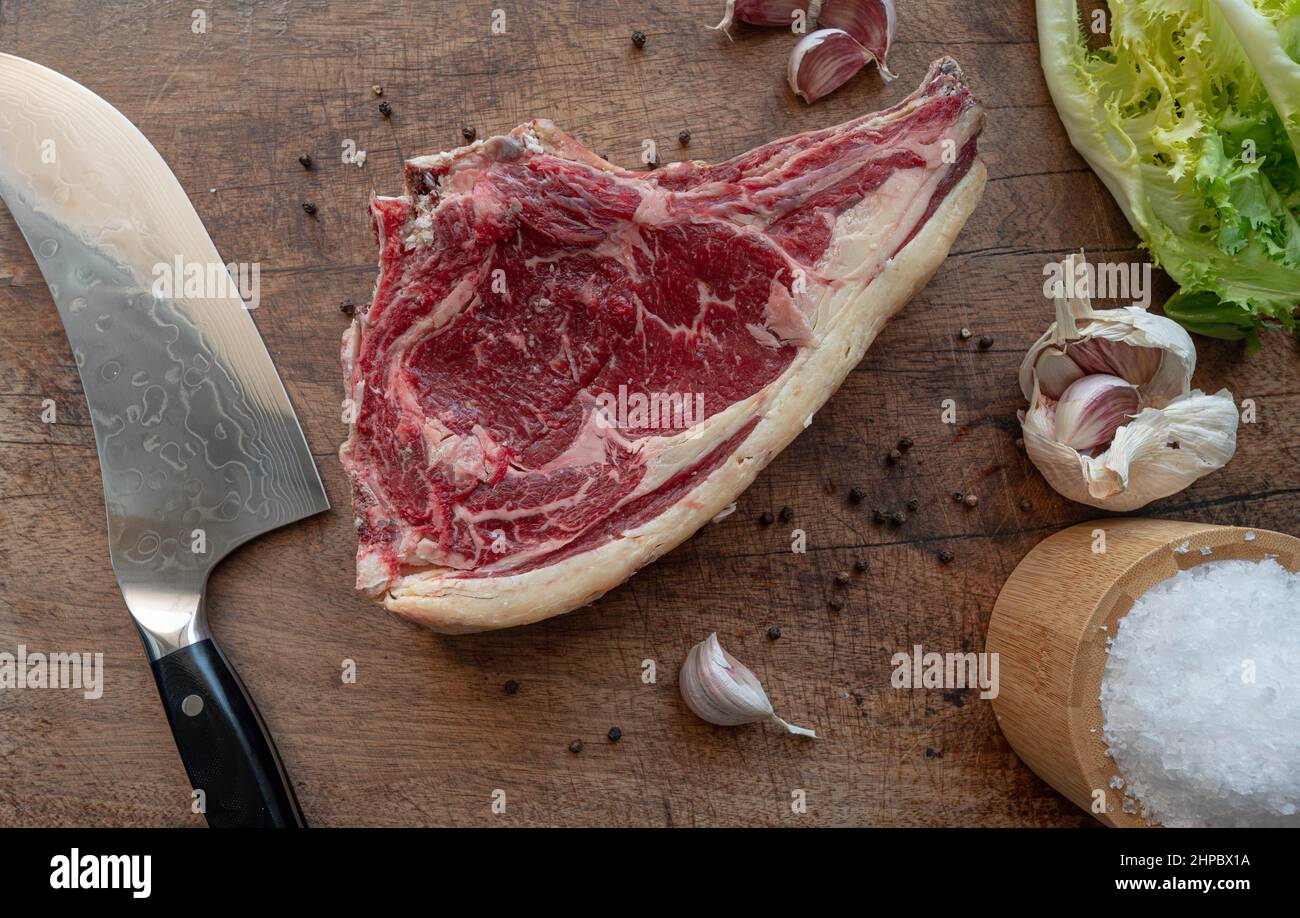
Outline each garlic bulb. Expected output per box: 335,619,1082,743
680,633,816,737
1019,253,1238,511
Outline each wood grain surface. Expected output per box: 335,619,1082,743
0,0,1296,827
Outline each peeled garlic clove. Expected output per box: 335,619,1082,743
788,28,872,103
1053,374,1139,451
680,633,816,738
817,0,897,80
1034,347,1084,399
711,0,816,36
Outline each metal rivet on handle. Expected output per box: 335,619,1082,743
181,694,204,716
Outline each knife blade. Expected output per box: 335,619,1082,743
0,53,328,827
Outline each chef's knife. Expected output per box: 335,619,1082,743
0,53,328,827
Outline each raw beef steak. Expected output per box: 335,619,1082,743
341,57,986,632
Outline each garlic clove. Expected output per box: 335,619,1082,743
711,0,817,37
1078,312,1194,407
788,28,872,103
1053,374,1140,451
817,0,897,80
1065,336,1163,386
1033,347,1085,399
680,633,817,737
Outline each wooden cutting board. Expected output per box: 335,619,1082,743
0,0,1295,827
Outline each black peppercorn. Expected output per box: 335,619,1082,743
568,740,584,754
872,508,886,523
678,129,691,145
848,487,866,504
379,100,392,117
1019,499,1032,511
952,491,965,502
977,334,994,350
779,506,793,522
297,154,313,169
898,436,913,450
938,549,954,564
887,448,902,464
906,498,920,512
829,597,844,611
767,625,782,640
462,125,477,142
890,510,907,526
302,200,317,215
503,680,519,695
854,559,869,573
759,510,775,525
340,299,356,317
632,30,647,48
607,727,622,743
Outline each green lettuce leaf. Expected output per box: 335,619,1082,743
1037,0,1300,340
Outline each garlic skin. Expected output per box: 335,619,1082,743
680,633,817,737
788,28,872,103
1019,253,1238,511
817,0,897,80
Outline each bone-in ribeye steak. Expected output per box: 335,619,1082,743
340,58,986,632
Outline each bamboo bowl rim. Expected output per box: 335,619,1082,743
1069,524,1300,828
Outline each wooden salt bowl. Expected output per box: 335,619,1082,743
986,518,1300,827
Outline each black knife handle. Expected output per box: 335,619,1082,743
150,638,306,828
